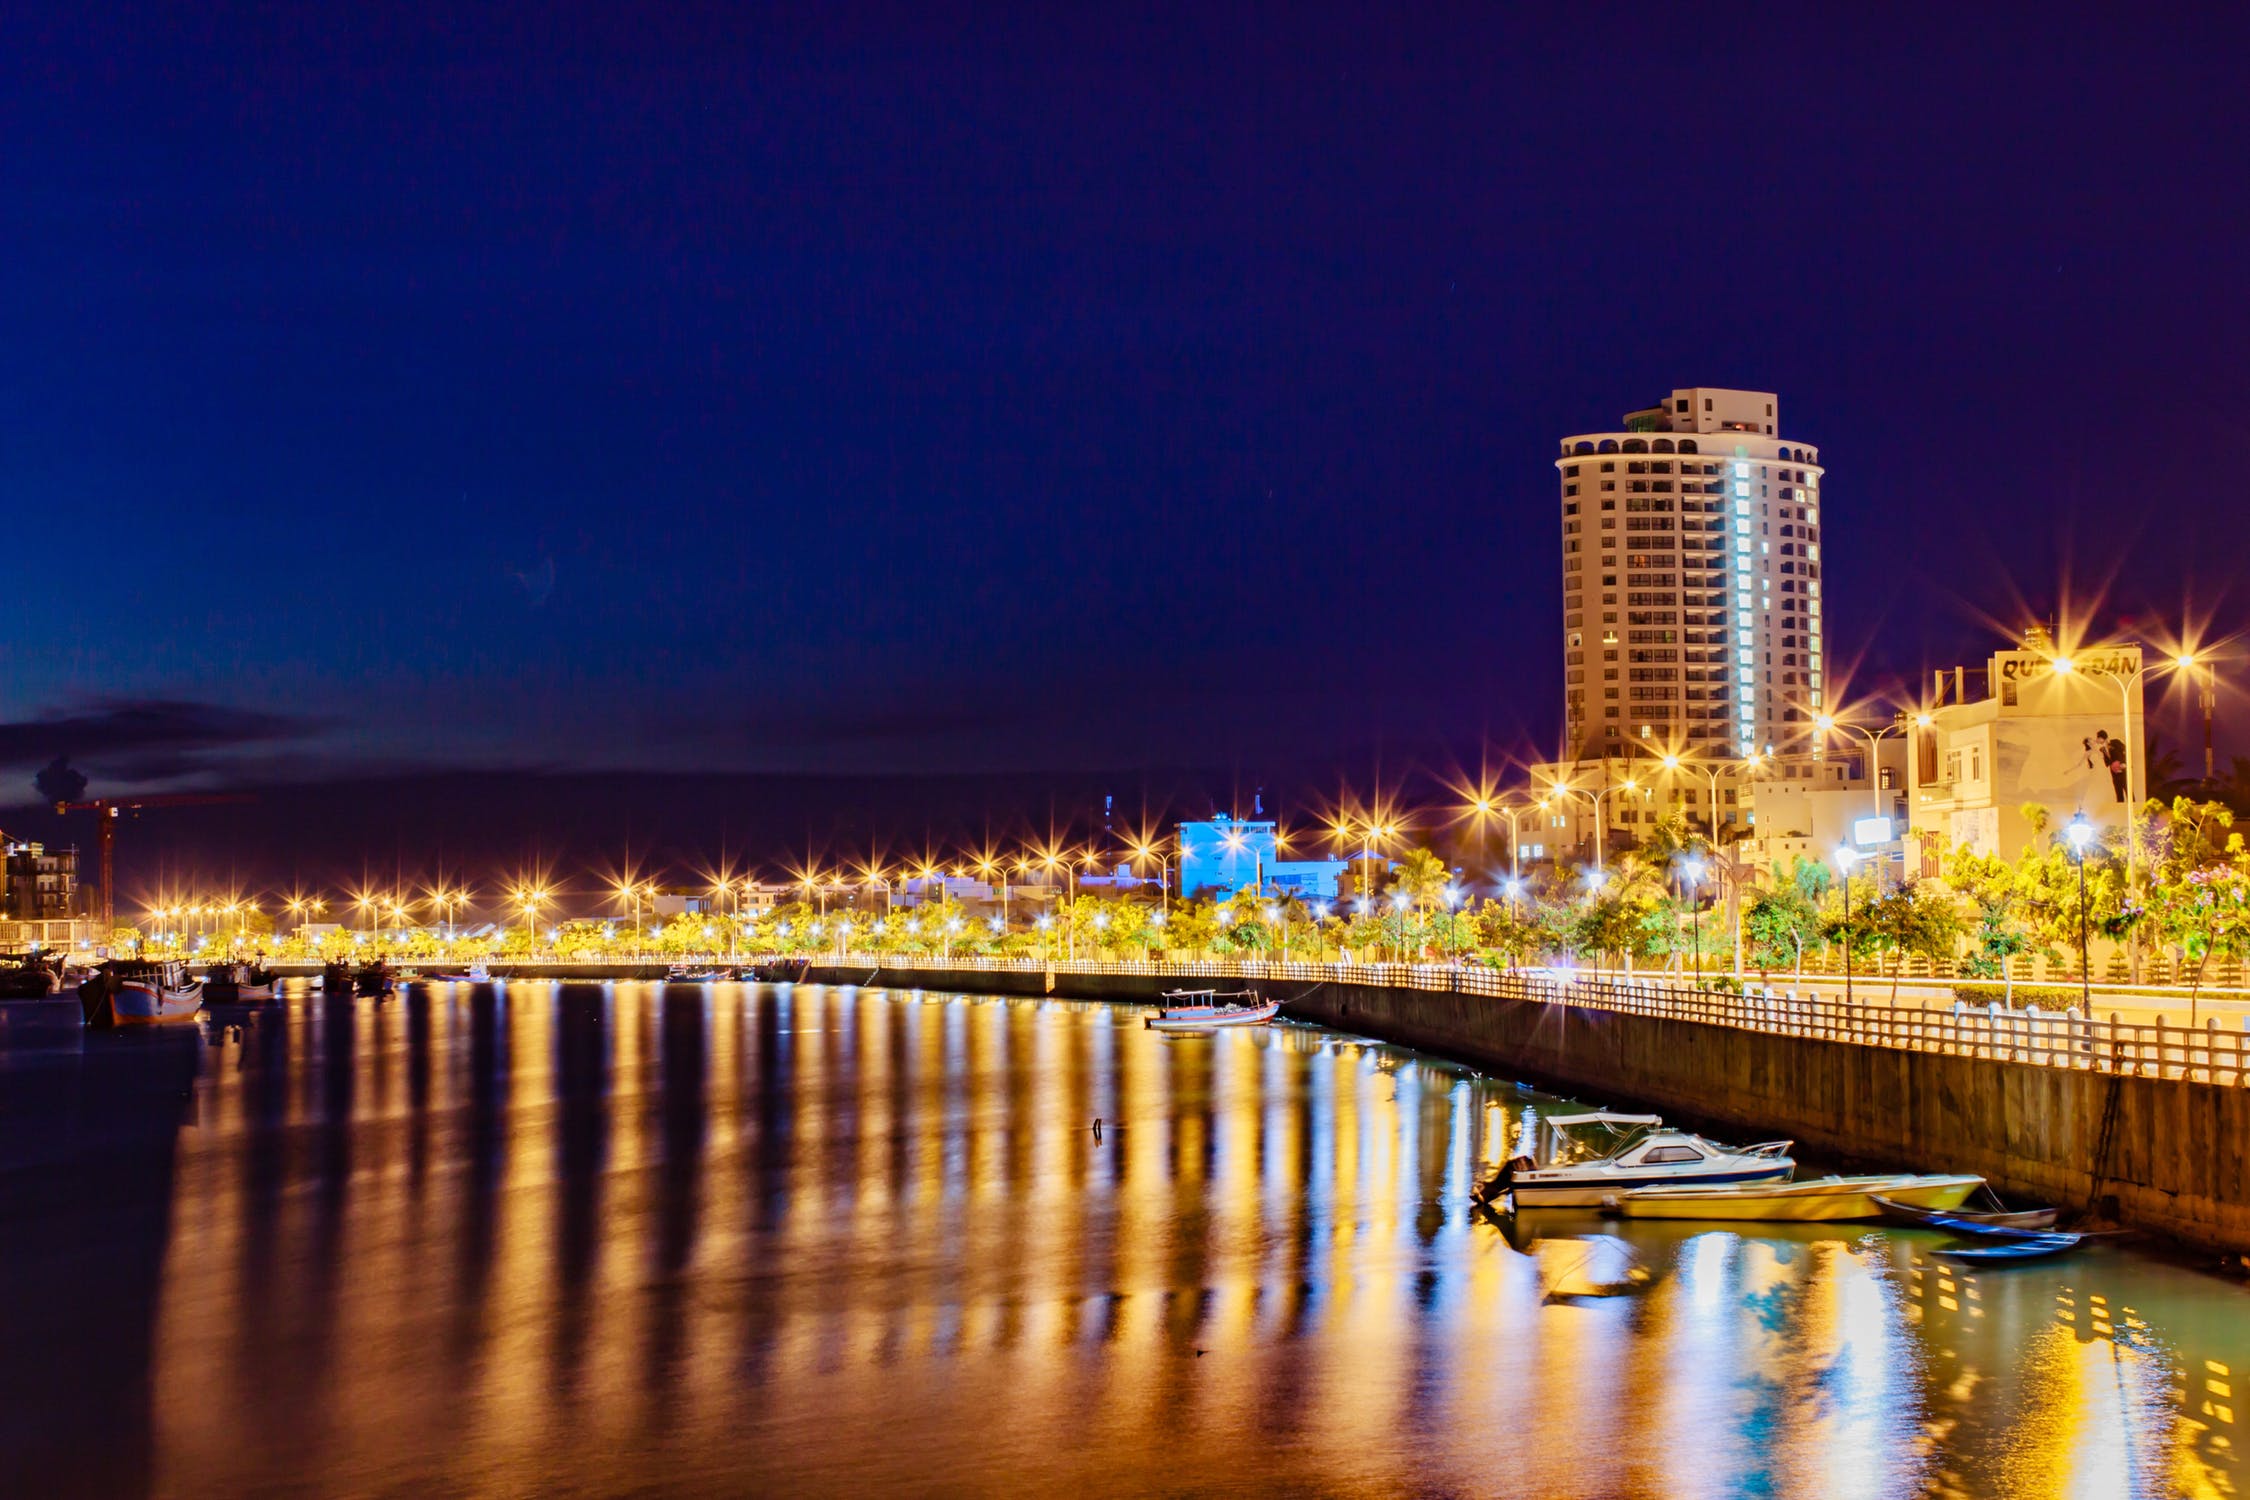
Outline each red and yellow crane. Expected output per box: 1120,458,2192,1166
53,793,254,933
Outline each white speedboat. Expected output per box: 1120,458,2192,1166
1145,989,1280,1030
1480,1111,1794,1209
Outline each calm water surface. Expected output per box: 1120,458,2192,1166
0,981,2242,1497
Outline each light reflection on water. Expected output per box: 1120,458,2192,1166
0,982,2240,1496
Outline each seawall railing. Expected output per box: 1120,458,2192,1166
822,954,2250,1088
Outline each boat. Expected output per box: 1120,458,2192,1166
203,962,278,1002
1480,1112,1795,1209
1144,989,1280,1030
1933,1232,2084,1264
427,963,492,983
0,950,67,998
1872,1192,2059,1233
668,964,738,982
353,962,394,997
750,956,810,982
79,961,203,1027
1607,1173,1985,1222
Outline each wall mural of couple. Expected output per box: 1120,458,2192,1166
2082,729,2128,803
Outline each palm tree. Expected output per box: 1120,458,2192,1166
1388,847,1451,914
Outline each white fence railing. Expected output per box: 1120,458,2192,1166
825,953,2250,1088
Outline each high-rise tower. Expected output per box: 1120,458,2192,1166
1555,387,1824,761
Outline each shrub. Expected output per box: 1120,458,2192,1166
1952,982,2079,1010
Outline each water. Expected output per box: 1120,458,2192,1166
1,982,2243,1497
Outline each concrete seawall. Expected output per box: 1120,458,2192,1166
806,963,2250,1256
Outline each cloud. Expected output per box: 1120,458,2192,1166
0,699,320,785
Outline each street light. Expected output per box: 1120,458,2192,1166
1219,826,1266,896
2066,812,2096,1011
2052,646,2214,880
1814,712,1902,822
1833,846,1861,1005
1126,835,1173,915
1680,857,1705,985
1543,779,1641,871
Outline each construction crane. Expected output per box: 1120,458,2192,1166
53,793,255,934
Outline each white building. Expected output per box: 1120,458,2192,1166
1907,631,2145,867
1555,387,1826,763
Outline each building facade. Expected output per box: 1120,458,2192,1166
1907,632,2145,866
1175,816,1349,901
0,841,86,948
1556,387,1825,762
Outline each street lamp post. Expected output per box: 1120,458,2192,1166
1834,847,1860,1005
2066,812,2095,1011
1681,856,1705,985
1815,713,1902,824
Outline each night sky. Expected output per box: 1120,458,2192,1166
6,6,2249,879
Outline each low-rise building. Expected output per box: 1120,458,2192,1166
1,841,86,947
1176,816,1349,900
1907,630,2145,867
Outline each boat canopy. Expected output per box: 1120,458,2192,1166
1536,1111,1665,1165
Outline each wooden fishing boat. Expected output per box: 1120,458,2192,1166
1872,1192,2058,1233
1608,1173,1984,1222
1145,989,1280,1030
1934,1232,2083,1264
79,963,203,1028
203,962,278,1002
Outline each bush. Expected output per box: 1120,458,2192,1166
1952,982,2079,1010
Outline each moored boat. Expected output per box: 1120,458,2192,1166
1933,1232,2083,1264
203,962,278,1002
1144,989,1280,1030
1608,1173,1984,1222
427,962,492,983
1872,1192,2059,1233
80,962,203,1028
1481,1112,1795,1209
0,950,67,998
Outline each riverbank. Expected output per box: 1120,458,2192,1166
797,961,2250,1259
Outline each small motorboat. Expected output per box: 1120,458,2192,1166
1144,989,1280,1030
1480,1112,1795,1210
1872,1192,2058,1233
750,957,810,982
1934,1232,2084,1264
1608,1173,1985,1222
427,963,492,983
79,962,204,1028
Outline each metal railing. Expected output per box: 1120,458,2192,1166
829,953,2250,1087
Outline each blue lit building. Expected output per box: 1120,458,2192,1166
1175,815,1350,901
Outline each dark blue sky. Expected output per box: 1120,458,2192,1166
6,4,2248,812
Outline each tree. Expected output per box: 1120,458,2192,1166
2151,863,2250,1021
1743,885,1820,977
1862,880,1966,1002
1388,847,1451,914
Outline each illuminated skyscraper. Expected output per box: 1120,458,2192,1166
1555,387,1824,761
